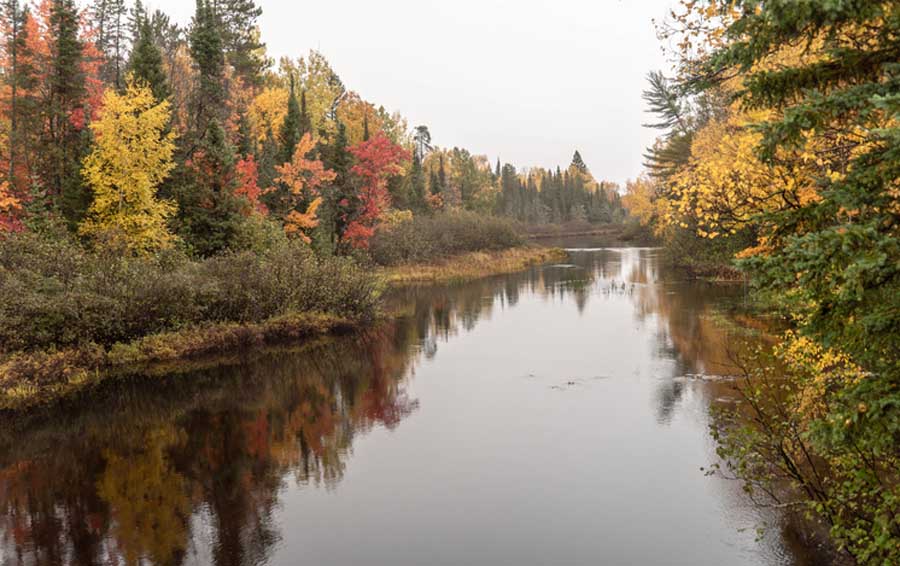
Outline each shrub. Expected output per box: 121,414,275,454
0,233,379,353
369,211,522,266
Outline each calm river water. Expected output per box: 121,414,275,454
0,240,832,566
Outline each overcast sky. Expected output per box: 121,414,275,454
149,0,676,185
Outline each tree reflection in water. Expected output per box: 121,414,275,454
0,247,774,566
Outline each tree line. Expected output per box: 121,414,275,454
0,0,624,257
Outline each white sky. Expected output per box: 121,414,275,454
147,0,677,185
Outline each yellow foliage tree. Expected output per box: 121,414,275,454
622,176,658,230
79,81,178,253
249,86,289,143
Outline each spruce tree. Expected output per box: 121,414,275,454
91,0,128,88
278,75,301,164
437,154,446,194
298,89,312,137
320,121,350,245
175,119,243,255
570,150,588,173
128,16,169,101
189,0,225,141
46,0,89,225
408,150,426,211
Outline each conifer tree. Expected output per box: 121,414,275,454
278,75,301,164
189,0,225,142
408,150,426,211
319,120,351,244
1,0,37,192
176,118,243,255
46,0,90,224
215,0,267,87
298,89,312,137
128,15,169,101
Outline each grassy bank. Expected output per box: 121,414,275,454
1,213,569,412
0,312,357,411
381,245,567,285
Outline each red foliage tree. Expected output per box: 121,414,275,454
343,133,409,248
234,155,268,215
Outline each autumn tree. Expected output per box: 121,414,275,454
342,133,409,248
679,2,900,561
273,132,335,242
79,82,177,253
0,181,22,231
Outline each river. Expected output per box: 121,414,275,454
0,240,832,565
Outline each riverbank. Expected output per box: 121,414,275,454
0,312,360,412
0,243,565,412
381,245,567,285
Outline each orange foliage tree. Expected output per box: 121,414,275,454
274,132,335,242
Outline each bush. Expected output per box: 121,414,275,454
0,232,379,353
369,211,522,266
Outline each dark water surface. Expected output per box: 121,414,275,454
1,242,830,566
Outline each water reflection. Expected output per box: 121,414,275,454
1,245,823,566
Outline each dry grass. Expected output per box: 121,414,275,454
381,245,568,286
0,312,357,412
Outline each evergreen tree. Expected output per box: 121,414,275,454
2,0,37,191
257,126,279,205
215,0,267,87
278,75,301,164
407,150,426,211
189,0,225,142
298,89,311,137
570,150,588,173
362,112,369,142
46,0,90,225
91,0,128,88
128,15,170,101
320,120,351,245
175,118,243,255
437,154,446,195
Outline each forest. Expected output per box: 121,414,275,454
623,1,900,563
0,0,627,387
